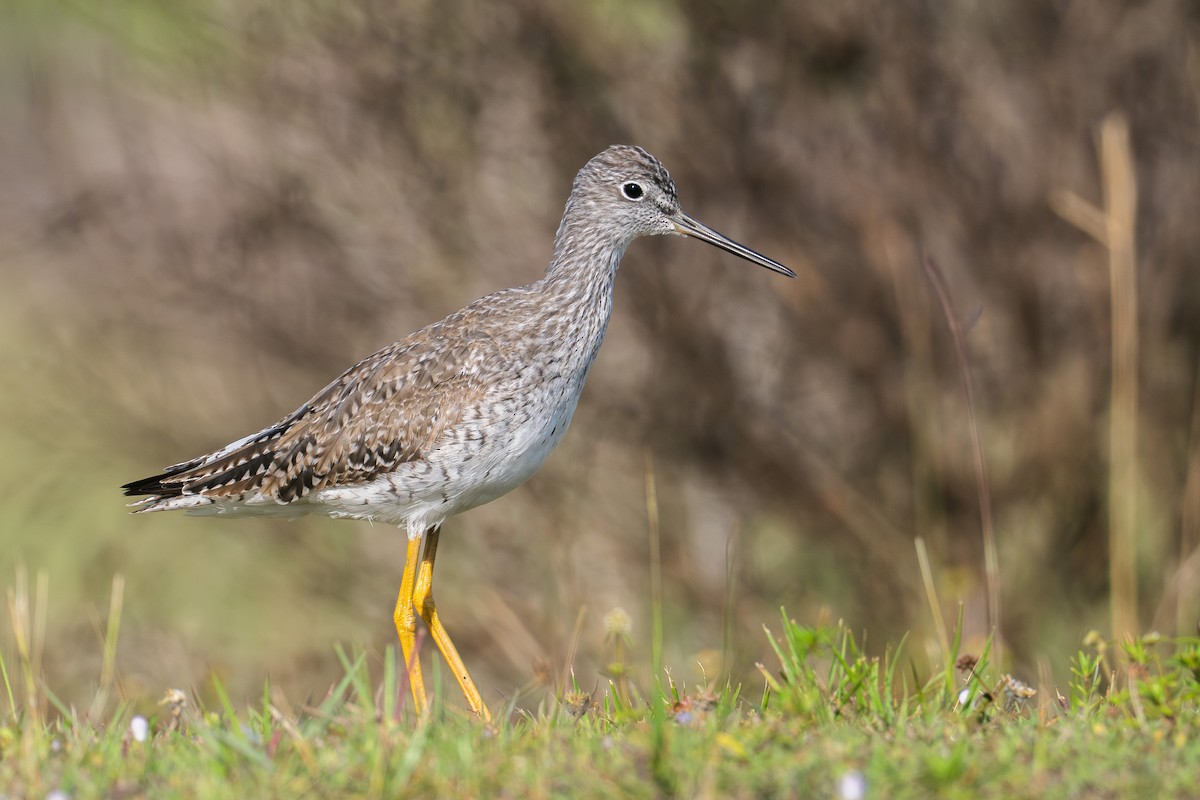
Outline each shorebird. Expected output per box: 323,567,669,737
123,145,794,721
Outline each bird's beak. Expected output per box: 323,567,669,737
671,211,796,278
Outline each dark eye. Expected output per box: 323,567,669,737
621,182,644,200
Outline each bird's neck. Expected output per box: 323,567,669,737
545,205,629,279
543,207,627,311
537,210,629,368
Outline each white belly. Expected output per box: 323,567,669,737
312,379,583,535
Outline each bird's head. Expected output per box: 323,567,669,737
565,145,795,277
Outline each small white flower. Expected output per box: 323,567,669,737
130,715,149,743
47,790,70,800
837,770,867,800
603,607,632,638
957,688,971,706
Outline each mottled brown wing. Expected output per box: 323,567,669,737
122,329,494,505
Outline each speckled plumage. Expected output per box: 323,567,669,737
123,284,605,535
123,145,793,539
123,145,794,719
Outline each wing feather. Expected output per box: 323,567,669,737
122,324,498,507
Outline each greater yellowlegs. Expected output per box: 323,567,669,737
123,145,794,720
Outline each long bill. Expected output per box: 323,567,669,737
671,211,796,278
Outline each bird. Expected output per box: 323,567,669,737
122,145,795,721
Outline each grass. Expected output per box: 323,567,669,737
4,577,1200,799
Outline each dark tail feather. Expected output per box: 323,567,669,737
121,416,295,501
121,460,201,498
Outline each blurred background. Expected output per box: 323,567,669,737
1,0,1198,712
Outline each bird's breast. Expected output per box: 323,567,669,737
450,367,586,501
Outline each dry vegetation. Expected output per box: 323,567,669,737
1,0,1199,717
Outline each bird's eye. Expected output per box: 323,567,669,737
621,182,645,200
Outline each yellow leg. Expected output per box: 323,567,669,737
393,534,427,714
412,526,493,721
